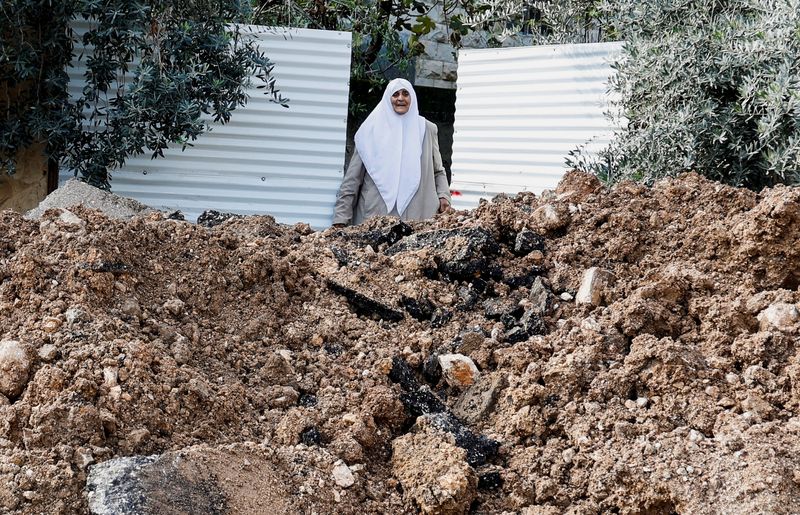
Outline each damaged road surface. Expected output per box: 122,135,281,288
2,171,800,514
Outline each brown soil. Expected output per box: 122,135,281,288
1,171,800,514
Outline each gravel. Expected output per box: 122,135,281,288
25,180,156,221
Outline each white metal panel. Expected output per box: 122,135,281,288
451,41,623,209
62,23,351,229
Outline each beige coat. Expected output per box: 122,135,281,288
333,120,451,226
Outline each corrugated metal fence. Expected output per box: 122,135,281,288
63,22,352,229
451,41,623,209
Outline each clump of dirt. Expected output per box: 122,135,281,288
1,171,800,514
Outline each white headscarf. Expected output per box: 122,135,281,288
354,78,426,216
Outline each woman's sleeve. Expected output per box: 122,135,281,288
332,149,366,225
431,124,451,203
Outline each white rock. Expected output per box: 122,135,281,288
636,397,649,408
332,460,355,488
103,367,119,387
576,267,616,306
58,209,83,225
560,292,574,301
74,447,94,470
66,307,86,325
438,354,480,388
41,317,62,333
38,344,58,362
580,317,601,332
0,340,30,398
531,203,567,231
163,298,185,316
757,303,799,332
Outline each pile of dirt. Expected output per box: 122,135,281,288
24,179,156,221
1,171,799,514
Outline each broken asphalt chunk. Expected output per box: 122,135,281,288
513,229,545,256
356,221,414,251
388,357,500,467
386,227,503,282
326,281,404,322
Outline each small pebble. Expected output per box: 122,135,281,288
688,429,703,443
332,461,355,488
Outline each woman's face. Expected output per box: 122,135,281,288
391,89,411,115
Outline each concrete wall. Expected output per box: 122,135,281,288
0,144,49,212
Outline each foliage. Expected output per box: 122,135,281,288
570,0,800,189
251,0,556,91
253,0,437,89
1,0,286,189
463,0,608,45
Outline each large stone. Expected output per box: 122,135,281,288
385,227,501,282
416,59,444,81
438,354,479,389
357,221,413,251
86,445,304,514
0,340,30,398
513,229,545,257
529,276,551,314
575,267,616,306
531,203,570,232
441,61,458,82
757,303,799,332
482,297,522,320
392,426,477,515
453,372,507,424
196,210,242,228
423,40,456,62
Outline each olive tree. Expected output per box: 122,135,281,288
1,0,286,189
570,0,800,189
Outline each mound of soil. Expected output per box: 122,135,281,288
1,171,799,514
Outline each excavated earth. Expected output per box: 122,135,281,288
1,171,800,514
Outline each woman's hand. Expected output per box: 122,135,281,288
438,198,451,213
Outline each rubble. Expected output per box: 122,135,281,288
1,171,800,513
392,425,477,515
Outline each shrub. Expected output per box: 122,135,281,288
571,0,800,189
1,0,286,189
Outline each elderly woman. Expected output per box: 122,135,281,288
332,78,451,227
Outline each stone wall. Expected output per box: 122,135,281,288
413,3,459,89
413,3,533,89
